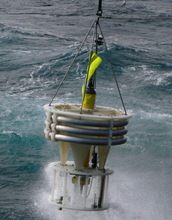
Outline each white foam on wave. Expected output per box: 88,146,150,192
136,109,172,122
140,66,172,86
130,65,172,87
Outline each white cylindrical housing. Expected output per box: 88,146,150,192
48,161,113,211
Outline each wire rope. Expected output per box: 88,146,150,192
49,20,96,106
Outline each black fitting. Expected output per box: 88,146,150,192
95,34,103,46
92,152,97,168
96,0,103,16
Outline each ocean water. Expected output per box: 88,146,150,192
0,0,172,219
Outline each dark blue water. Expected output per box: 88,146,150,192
0,1,172,219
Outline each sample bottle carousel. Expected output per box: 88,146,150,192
44,0,130,211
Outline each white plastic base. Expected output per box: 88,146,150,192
49,161,113,211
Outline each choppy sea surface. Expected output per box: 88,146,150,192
0,0,172,219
